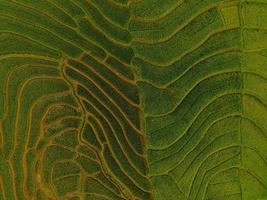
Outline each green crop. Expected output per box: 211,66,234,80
0,0,266,199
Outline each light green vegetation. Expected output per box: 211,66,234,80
0,0,266,200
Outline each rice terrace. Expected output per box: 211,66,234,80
0,0,267,199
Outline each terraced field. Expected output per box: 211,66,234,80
0,0,266,200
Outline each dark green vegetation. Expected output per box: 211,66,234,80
0,0,266,199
